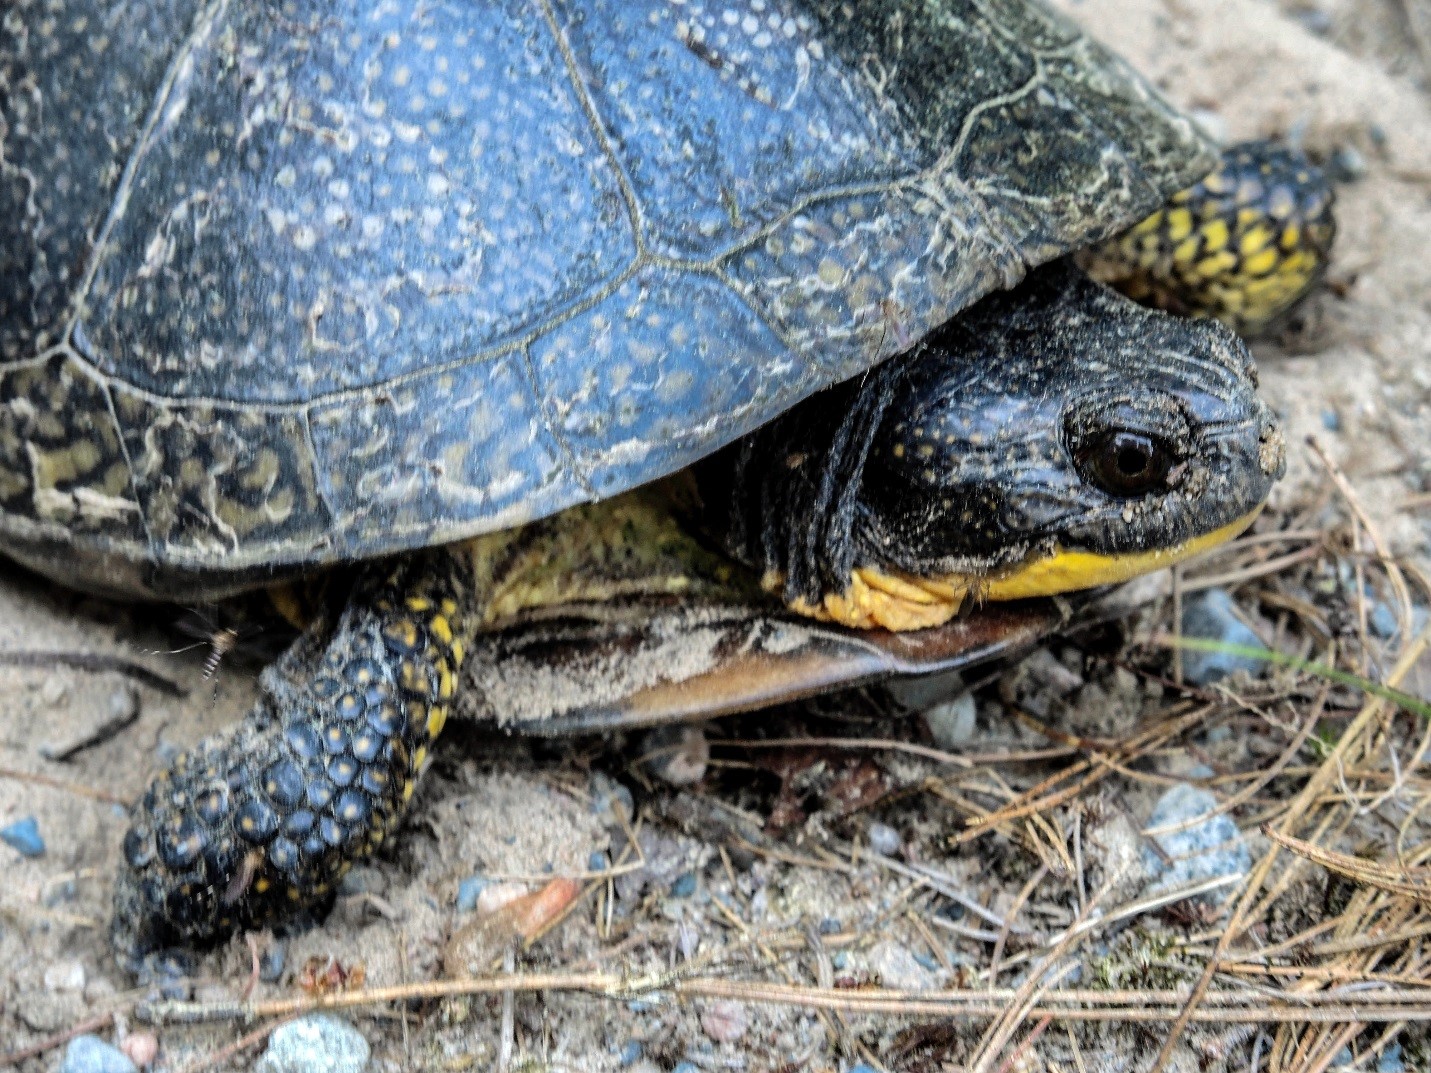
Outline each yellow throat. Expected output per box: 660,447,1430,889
789,508,1261,632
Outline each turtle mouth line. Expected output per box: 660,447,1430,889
976,506,1262,601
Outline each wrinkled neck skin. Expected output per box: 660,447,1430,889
692,359,913,612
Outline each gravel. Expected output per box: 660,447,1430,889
254,1015,370,1073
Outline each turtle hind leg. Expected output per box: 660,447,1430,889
1084,139,1336,336
112,549,473,972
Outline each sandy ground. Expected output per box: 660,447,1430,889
1,1,1428,1070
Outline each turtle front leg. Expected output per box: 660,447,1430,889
112,549,473,972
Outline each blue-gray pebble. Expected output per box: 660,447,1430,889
0,816,44,857
1143,784,1250,899
1180,589,1266,686
254,1015,370,1073
456,876,487,913
867,821,901,857
60,1037,136,1073
260,941,287,983
1377,1044,1404,1073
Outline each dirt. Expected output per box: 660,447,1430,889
1,1,1428,1070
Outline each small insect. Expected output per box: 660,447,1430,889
152,608,267,684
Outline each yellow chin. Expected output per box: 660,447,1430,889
785,508,1260,633
979,507,1260,600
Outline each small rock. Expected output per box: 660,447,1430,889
866,821,901,857
885,669,966,712
1320,408,1341,432
44,878,78,905
1180,590,1266,686
475,881,529,916
1327,144,1368,183
589,772,635,827
1,815,45,857
673,1064,701,1073
455,875,488,912
923,689,977,749
1369,604,1429,641
337,865,386,896
254,1015,370,1073
617,1040,642,1066
640,725,709,787
1023,647,1086,695
669,871,697,898
700,999,749,1042
848,1066,881,1073
1377,1044,1404,1073
39,677,69,707
59,1036,136,1073
44,960,86,992
1142,784,1250,900
677,922,700,960
1289,6,1333,35
616,830,687,903
867,940,938,991
1370,603,1399,639
1330,1047,1354,1068
818,916,840,934
119,1032,159,1069
259,941,287,983
587,850,609,872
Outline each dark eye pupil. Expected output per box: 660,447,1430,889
1074,430,1174,498
1116,442,1151,477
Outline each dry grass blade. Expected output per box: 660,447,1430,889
1263,827,1431,902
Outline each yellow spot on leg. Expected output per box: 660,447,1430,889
429,614,453,646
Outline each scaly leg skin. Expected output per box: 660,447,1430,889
112,549,473,975
1085,140,1336,336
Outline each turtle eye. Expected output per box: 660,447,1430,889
1077,430,1175,498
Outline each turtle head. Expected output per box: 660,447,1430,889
697,264,1284,631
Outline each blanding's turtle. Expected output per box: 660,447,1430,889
0,0,1332,969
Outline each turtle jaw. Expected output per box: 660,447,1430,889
784,506,1264,633
975,505,1261,601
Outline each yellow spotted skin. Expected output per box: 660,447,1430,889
1085,141,1336,335
111,549,475,968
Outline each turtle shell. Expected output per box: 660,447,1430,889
0,0,1211,598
